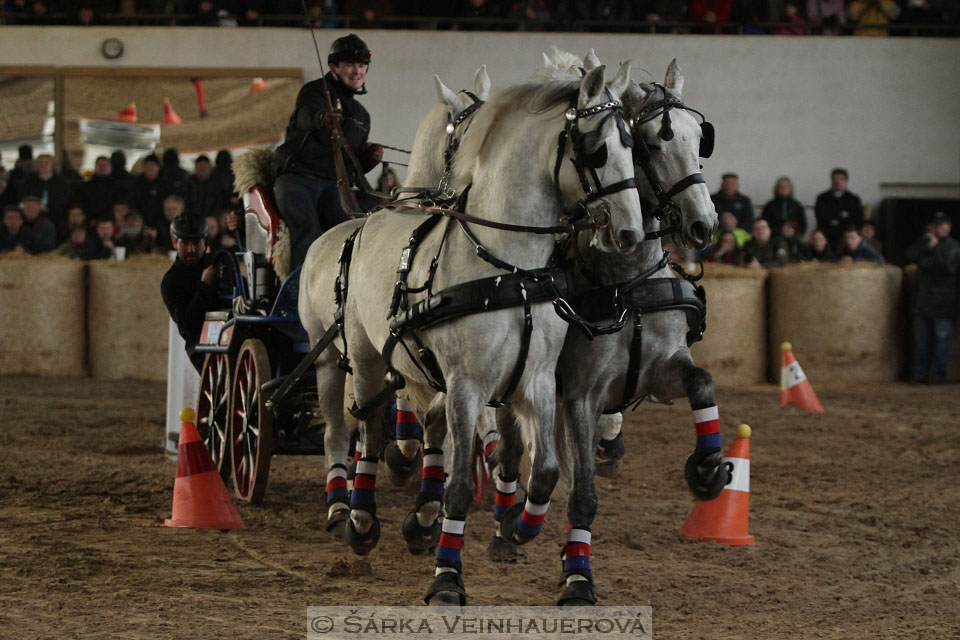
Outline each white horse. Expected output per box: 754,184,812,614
299,62,644,605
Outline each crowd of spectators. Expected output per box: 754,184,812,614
0,144,240,260
691,167,888,268
1,0,957,35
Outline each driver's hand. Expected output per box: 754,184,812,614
201,265,216,286
317,110,343,130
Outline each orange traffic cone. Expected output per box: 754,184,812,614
779,342,823,413
680,423,755,545
165,408,244,531
162,97,182,125
249,76,268,93
116,102,137,123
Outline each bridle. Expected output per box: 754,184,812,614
630,83,714,240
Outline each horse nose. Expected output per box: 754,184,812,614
688,220,711,250
617,228,641,252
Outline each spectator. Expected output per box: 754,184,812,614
75,155,121,222
156,194,185,251
21,153,72,243
160,148,189,188
800,228,836,262
905,212,960,384
127,153,174,236
847,0,901,35
741,218,789,267
116,210,156,256
112,200,130,235
806,0,846,33
689,0,733,31
211,149,235,196
110,150,133,195
0,175,14,209
55,224,102,260
204,214,222,251
65,203,87,232
92,218,119,259
1,205,34,254
706,230,743,264
179,155,232,221
72,3,100,25
377,165,399,195
735,0,768,33
193,0,219,25
761,176,807,237
773,1,807,34
506,0,552,29
814,167,864,251
712,172,754,230
20,194,57,254
780,218,803,262
457,0,502,29
342,0,395,28
860,219,882,254
218,210,238,250
7,144,34,199
837,225,884,263
714,209,752,248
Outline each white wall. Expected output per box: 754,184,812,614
1,26,958,214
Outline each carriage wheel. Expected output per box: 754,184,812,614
229,339,274,504
196,353,232,484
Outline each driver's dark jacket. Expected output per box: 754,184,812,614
273,71,370,182
161,253,218,373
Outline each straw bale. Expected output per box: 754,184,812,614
768,262,904,384
689,265,768,386
88,254,173,381
0,255,87,376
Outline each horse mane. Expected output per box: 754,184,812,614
450,78,579,187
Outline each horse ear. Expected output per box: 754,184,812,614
434,74,459,109
542,52,556,70
665,58,684,97
607,60,631,99
584,48,601,70
473,65,491,101
579,65,606,106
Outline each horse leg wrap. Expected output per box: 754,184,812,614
482,431,501,467
434,517,465,575
346,443,360,492
324,464,350,532
693,405,722,451
485,473,526,561
493,473,518,522
687,405,726,500
500,498,549,545
418,448,445,509
345,456,380,554
558,527,597,606
394,396,423,459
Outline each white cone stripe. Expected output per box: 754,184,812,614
326,467,347,481
495,477,517,493
356,461,378,476
781,362,807,390
723,456,750,493
523,499,550,516
423,453,444,468
442,518,465,535
567,528,591,545
693,406,719,423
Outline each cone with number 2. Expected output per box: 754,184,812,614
779,342,823,413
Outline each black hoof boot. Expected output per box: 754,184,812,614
385,441,421,487
325,505,350,535
401,510,441,555
558,579,598,606
485,534,527,562
425,571,467,607
345,513,381,556
595,433,626,478
498,503,538,545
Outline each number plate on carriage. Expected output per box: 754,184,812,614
200,320,224,346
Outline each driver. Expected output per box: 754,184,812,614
160,213,219,373
273,33,383,268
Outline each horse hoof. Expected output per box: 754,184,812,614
497,504,533,545
595,433,625,478
402,510,440,555
557,579,598,607
424,572,466,607
385,441,420,487
325,507,349,536
345,514,381,556
595,458,621,478
485,534,527,562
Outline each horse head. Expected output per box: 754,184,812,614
625,59,718,251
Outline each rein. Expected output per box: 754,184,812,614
385,199,602,236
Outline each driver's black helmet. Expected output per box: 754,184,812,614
328,34,371,66
170,213,208,240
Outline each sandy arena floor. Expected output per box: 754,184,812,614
1,376,958,638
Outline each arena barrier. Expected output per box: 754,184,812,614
768,263,905,384
690,265,769,386
88,254,172,382
0,255,87,376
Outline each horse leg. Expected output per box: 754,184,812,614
384,393,423,487
558,396,600,606
402,394,446,555
595,412,625,478
316,355,352,535
424,380,483,607
485,406,527,561
498,376,560,547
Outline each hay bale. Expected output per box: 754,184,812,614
88,254,173,381
768,263,904,384
689,265,768,386
0,255,87,376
